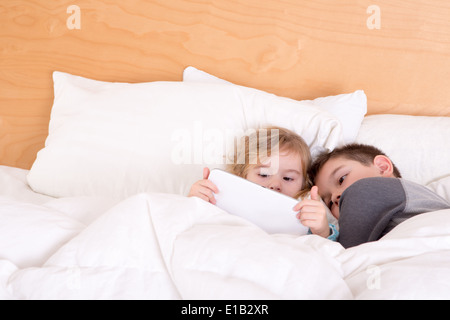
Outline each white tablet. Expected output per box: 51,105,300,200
208,169,309,235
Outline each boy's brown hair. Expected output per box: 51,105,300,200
309,143,402,184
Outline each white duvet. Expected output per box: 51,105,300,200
1,167,450,300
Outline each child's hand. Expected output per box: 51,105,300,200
294,186,330,238
188,167,219,205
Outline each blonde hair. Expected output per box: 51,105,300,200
226,126,312,197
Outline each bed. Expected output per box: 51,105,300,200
1,0,450,300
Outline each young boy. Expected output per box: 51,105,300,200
297,143,450,248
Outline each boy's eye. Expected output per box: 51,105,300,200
338,175,347,185
283,177,294,182
259,174,269,178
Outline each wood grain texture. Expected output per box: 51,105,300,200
1,0,450,169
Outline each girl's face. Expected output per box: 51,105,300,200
245,151,304,198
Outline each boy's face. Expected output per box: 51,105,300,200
245,151,304,198
315,156,394,219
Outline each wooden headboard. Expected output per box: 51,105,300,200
1,0,450,169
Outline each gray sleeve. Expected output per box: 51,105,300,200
338,177,406,248
338,177,450,249
401,179,450,215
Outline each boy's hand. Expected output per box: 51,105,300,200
188,167,219,205
294,186,330,238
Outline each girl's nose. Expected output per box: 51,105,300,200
269,179,282,192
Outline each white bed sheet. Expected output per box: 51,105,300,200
1,166,450,300
0,165,53,205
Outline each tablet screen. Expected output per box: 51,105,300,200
208,169,308,235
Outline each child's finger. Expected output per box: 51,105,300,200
196,193,210,203
198,186,216,204
297,205,320,214
200,179,219,194
202,167,210,179
296,209,318,219
293,199,322,212
297,213,319,226
310,186,320,201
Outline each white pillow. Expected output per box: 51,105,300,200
356,114,450,185
183,66,367,144
28,72,344,199
427,175,450,203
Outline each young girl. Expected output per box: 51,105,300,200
188,126,338,240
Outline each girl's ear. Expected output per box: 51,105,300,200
373,155,395,177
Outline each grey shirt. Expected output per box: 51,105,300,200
338,177,450,248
